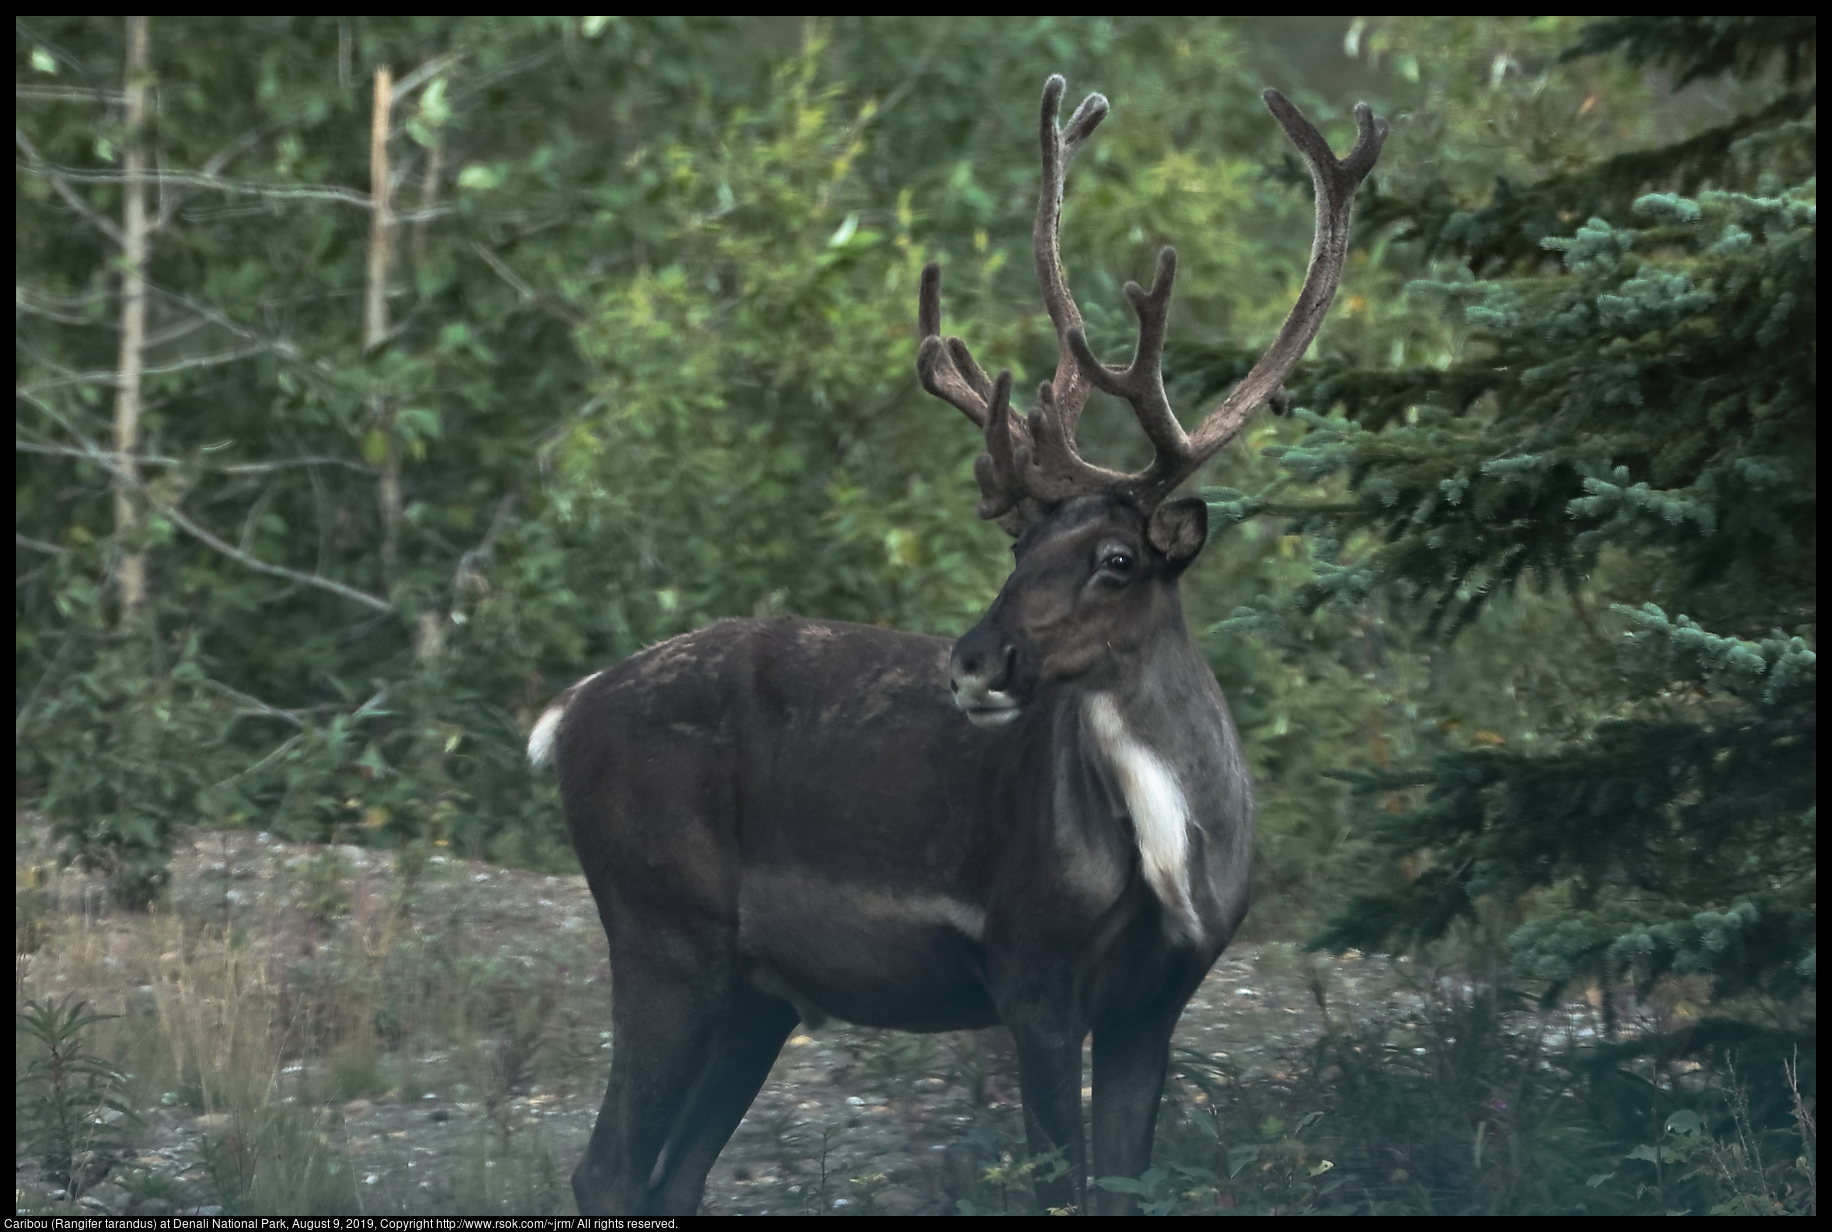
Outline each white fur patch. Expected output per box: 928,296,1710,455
932,897,988,942
526,670,603,768
1084,694,1201,944
526,703,565,768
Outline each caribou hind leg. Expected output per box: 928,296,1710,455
571,923,735,1215
648,988,801,1213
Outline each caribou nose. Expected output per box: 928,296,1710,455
949,627,1022,728
951,628,1012,690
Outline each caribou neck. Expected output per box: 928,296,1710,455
1048,614,1245,948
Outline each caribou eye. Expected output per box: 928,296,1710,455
1100,551,1135,578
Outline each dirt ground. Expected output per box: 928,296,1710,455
15,822,1608,1216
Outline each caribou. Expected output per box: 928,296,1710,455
530,75,1385,1215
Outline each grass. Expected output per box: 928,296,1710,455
15,825,1817,1216
15,828,598,1216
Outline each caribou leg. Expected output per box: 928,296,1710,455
1010,1022,1090,1213
649,989,801,1214
1088,1006,1180,1215
571,928,731,1215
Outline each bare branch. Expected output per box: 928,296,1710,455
470,240,537,302
392,52,463,103
16,85,126,104
157,500,394,613
15,422,394,614
202,678,305,727
16,532,64,556
15,161,376,207
154,125,268,233
15,285,111,326
17,343,267,394
203,733,302,792
452,493,518,598
470,241,583,325
16,126,125,245
15,440,376,475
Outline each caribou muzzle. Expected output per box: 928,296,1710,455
949,623,1025,728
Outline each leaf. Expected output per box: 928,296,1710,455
1227,1145,1260,1179
419,78,450,128
361,428,389,466
458,163,504,191
1587,1172,1616,1188
1094,1176,1152,1195
31,47,58,74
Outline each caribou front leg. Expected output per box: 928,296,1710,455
1088,1007,1179,1215
1010,1021,1089,1213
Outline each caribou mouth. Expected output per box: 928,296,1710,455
958,693,1023,729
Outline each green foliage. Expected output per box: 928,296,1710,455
1172,13,1818,1143
1132,960,1817,1214
16,998,142,1202
23,631,244,905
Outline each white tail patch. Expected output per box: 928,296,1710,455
526,703,565,768
1084,694,1201,944
526,670,603,768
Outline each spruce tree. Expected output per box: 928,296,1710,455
1236,17,1814,1110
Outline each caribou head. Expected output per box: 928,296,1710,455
932,77,1385,731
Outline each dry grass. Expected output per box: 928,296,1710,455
16,825,595,1216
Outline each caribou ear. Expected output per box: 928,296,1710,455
1148,497,1208,571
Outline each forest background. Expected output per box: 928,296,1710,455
16,16,1814,1214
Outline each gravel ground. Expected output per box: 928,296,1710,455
15,822,1612,1216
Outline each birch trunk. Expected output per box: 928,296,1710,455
365,66,402,592
112,15,151,622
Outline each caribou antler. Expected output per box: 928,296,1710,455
919,78,1387,532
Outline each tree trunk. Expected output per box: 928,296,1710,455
112,15,151,623
412,134,443,272
365,66,408,605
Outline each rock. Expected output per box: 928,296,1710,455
874,1187,927,1215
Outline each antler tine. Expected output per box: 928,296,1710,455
1064,245,1193,505
1174,91,1388,478
917,261,999,425
1035,75,1109,443
921,262,1038,529
972,371,1026,521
